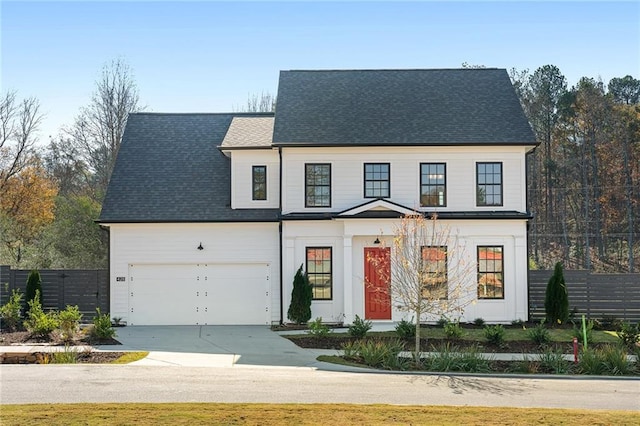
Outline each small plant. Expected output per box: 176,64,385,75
112,316,124,326
538,347,571,374
596,315,622,331
507,355,541,374
576,348,604,375
394,318,416,339
444,321,465,339
91,308,116,340
24,270,43,316
306,317,331,337
23,291,59,337
436,316,449,328
483,324,506,346
527,322,551,346
578,345,636,376
348,315,372,339
511,318,525,327
50,345,79,364
341,340,362,360
617,322,640,349
473,317,485,327
423,343,492,373
571,318,594,346
0,288,23,331
357,339,406,369
57,305,83,343
287,265,312,325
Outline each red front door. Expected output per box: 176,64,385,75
364,247,391,320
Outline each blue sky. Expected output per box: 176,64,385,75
2,1,639,142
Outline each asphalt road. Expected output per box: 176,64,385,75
1,364,639,410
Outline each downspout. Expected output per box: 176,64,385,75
525,146,535,322
278,146,284,324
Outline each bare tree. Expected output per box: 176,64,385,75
367,213,476,360
0,91,43,192
66,58,140,200
234,91,276,112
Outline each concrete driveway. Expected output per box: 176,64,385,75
98,325,334,368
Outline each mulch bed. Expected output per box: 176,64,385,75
0,330,124,364
286,334,608,354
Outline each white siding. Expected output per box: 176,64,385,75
282,218,528,324
282,221,345,322
230,149,280,209
281,146,528,214
108,222,280,324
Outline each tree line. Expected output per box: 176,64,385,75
1,61,637,273
511,66,639,272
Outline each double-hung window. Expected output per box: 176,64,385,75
364,163,390,198
252,165,267,200
477,246,504,299
305,164,331,207
421,246,448,299
420,163,446,207
476,162,503,206
306,247,332,300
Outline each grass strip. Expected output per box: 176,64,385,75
110,351,149,364
2,403,637,425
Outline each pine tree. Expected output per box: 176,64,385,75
287,264,312,324
544,262,569,324
24,269,43,315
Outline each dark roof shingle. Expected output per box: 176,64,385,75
273,68,536,146
99,113,279,223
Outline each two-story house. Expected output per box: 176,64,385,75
99,68,537,326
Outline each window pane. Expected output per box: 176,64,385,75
478,246,504,299
364,163,390,198
477,162,502,206
420,163,446,207
305,164,331,207
306,247,332,300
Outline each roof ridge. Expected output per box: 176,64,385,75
130,112,275,117
282,68,503,73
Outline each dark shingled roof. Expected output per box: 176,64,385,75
273,68,537,146
99,112,279,223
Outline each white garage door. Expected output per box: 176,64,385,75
128,263,269,325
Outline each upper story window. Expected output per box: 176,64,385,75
477,246,504,299
420,163,446,207
476,162,503,206
422,246,448,299
252,165,267,200
306,247,332,300
305,163,331,207
364,163,390,198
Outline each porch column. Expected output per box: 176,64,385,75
343,235,354,325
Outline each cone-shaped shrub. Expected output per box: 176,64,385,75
24,270,43,315
287,264,312,324
545,262,569,325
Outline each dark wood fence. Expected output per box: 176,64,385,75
529,270,640,323
0,266,108,319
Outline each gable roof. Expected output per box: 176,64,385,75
220,116,275,149
99,113,279,223
273,68,536,147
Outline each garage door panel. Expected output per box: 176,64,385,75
129,263,268,325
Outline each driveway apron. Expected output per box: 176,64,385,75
98,325,329,368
